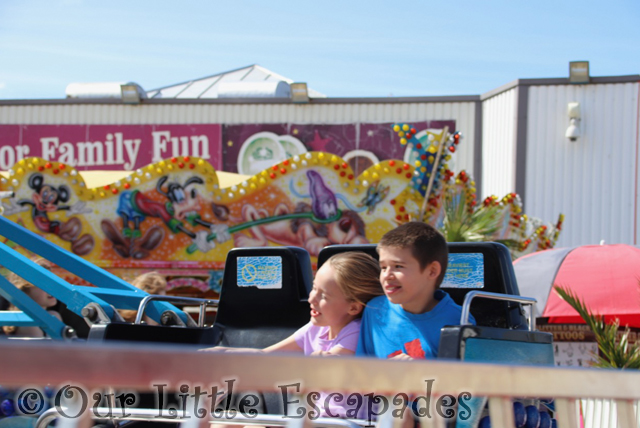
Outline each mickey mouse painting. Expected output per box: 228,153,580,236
3,173,94,255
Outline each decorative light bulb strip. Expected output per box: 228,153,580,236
393,123,462,198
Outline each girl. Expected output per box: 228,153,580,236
206,251,383,416
2,257,63,337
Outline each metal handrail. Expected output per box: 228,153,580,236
2,341,640,428
460,290,538,331
135,295,219,327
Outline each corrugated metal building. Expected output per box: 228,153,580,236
0,67,638,247
481,76,640,247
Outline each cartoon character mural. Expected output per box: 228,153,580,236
233,170,369,256
3,172,94,255
358,180,390,215
0,151,414,270
101,175,229,259
0,123,564,301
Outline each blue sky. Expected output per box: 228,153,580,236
1,0,638,99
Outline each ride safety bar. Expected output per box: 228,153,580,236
460,290,538,331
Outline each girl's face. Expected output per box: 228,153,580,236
25,286,57,309
308,263,361,339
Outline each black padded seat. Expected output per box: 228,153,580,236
87,246,313,359
213,246,314,415
213,246,313,348
318,242,529,329
317,244,378,269
443,242,527,330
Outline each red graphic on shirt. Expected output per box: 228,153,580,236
387,338,426,359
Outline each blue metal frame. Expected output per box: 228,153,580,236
0,215,190,335
0,274,68,339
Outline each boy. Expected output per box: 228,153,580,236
357,221,473,359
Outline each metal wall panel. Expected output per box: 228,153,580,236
0,101,478,177
481,87,518,199
526,82,639,247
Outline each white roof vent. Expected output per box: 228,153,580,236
217,81,291,98
65,82,147,101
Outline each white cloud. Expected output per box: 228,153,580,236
0,83,6,90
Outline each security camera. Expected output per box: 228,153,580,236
565,118,580,142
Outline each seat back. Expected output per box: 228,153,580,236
438,324,554,428
214,246,313,349
316,244,378,269
317,242,528,329
438,325,554,363
211,246,314,415
443,242,526,329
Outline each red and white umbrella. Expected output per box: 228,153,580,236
513,244,640,328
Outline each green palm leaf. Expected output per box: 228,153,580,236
553,285,640,369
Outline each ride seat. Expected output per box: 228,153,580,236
213,246,313,349
213,246,314,415
317,243,553,361
316,244,379,269
317,242,529,329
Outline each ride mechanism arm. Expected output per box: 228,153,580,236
0,215,191,335
0,273,70,339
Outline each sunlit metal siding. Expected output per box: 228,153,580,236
481,87,518,199
581,398,640,428
0,100,478,175
525,82,639,247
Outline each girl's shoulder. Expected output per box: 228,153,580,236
338,318,362,337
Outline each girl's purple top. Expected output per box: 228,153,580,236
293,319,361,355
293,319,363,418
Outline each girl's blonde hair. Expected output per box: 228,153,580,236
326,251,383,314
119,272,167,323
131,271,167,295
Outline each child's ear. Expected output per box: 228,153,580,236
426,261,442,279
348,301,364,316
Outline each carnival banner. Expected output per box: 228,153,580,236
0,124,222,171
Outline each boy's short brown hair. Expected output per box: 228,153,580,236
378,222,448,288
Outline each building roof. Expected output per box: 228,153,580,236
146,64,326,99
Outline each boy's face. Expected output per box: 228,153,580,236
378,246,441,314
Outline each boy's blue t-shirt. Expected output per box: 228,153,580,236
356,290,473,359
